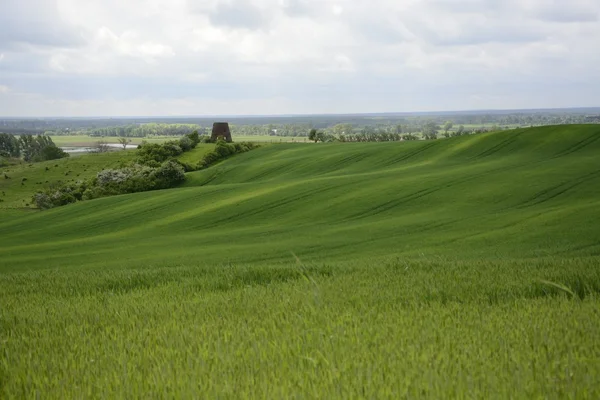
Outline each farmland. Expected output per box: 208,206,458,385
1,125,599,397
48,135,300,148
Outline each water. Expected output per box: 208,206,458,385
61,144,138,154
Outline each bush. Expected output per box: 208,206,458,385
196,141,259,170
18,135,68,162
30,145,69,162
32,181,87,209
88,164,158,199
151,160,186,189
33,134,202,209
137,142,183,165
32,159,187,209
186,131,201,147
179,137,194,152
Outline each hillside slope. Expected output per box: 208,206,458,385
0,144,215,209
0,125,599,271
2,125,600,398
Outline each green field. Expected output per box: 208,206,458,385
50,135,170,146
50,135,303,147
0,144,216,209
232,135,307,142
1,125,600,397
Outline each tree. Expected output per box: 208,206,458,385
18,134,67,161
422,121,439,140
117,137,131,150
93,140,111,153
40,145,69,161
308,128,318,143
452,125,466,137
443,121,454,138
186,130,200,147
0,133,20,158
332,123,353,137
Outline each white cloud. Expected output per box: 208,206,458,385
0,0,598,116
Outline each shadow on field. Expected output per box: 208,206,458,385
0,264,336,298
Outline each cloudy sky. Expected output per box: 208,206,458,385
1,0,599,116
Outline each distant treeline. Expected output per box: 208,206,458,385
73,123,205,138
35,121,487,139
1,109,598,136
0,133,68,162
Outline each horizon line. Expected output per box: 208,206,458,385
1,106,599,119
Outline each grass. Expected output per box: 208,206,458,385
232,135,307,142
1,125,600,397
50,135,303,147
0,145,215,209
177,144,215,165
0,150,137,209
50,135,173,146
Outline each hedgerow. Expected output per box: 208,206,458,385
195,140,259,170
31,133,198,209
30,133,259,209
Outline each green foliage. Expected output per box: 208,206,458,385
443,120,454,137
186,130,201,147
0,150,137,209
176,144,215,167
27,136,194,208
151,160,186,189
32,160,186,207
422,121,440,140
195,140,259,170
178,136,194,152
0,133,21,157
39,144,69,161
136,141,183,166
31,180,88,209
117,137,131,149
86,123,205,138
17,134,69,162
452,125,466,137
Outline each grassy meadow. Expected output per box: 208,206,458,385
0,150,138,209
50,135,170,147
1,125,600,397
0,145,216,209
50,134,301,147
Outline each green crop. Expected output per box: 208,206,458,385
1,125,599,398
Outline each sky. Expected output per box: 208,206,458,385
0,0,599,117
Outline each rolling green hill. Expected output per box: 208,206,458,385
1,125,599,398
0,144,215,209
1,125,598,270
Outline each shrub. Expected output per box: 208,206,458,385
32,181,87,209
151,160,186,189
186,131,201,147
137,142,183,165
33,134,198,209
196,141,259,170
179,137,194,152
